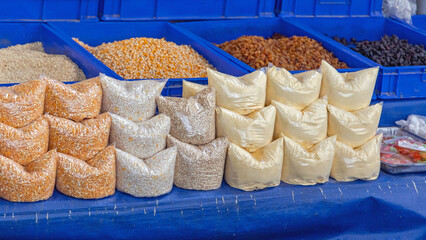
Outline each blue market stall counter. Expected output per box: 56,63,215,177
1,171,425,239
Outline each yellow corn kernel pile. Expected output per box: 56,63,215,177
73,37,214,79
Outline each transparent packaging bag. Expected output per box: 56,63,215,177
100,74,167,122
281,136,336,185
46,113,111,161
331,134,383,182
0,116,49,165
273,97,327,148
0,149,57,202
207,68,266,115
328,103,382,148
0,79,46,128
216,105,276,152
109,113,170,159
157,88,216,145
116,146,177,198
44,77,102,122
182,80,207,98
396,114,426,139
167,135,229,190
383,0,417,24
225,138,284,191
266,66,322,109
320,60,378,111
56,145,116,199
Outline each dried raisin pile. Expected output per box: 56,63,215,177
216,34,348,70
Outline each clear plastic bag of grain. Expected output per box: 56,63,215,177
167,135,229,190
44,77,102,122
157,88,216,145
0,149,58,202
56,145,116,199
109,113,170,159
116,146,177,197
46,113,111,161
182,80,207,98
100,74,167,122
0,79,46,128
0,116,49,166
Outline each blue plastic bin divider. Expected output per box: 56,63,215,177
175,18,378,74
0,0,99,22
48,22,250,82
283,17,426,99
412,15,426,32
100,0,275,21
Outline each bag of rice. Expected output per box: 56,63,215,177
320,60,378,111
273,97,327,148
46,113,111,161
100,74,166,122
266,66,322,109
44,77,102,122
207,68,266,115
116,147,177,198
330,134,383,182
0,116,49,165
0,149,57,202
225,138,283,191
328,103,382,148
281,135,336,185
0,79,46,128
216,105,276,152
109,113,170,159
182,80,207,98
167,135,229,190
56,145,116,199
157,88,215,145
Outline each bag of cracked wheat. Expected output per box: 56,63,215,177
44,77,102,122
0,149,58,202
157,87,216,145
116,146,177,198
0,79,46,128
46,113,111,161
167,135,229,191
109,112,170,159
0,116,49,166
56,145,116,199
100,74,167,122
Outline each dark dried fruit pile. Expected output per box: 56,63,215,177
333,35,426,67
216,34,348,71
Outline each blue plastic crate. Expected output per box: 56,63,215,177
0,23,113,88
412,15,426,32
0,0,99,21
176,18,377,74
48,21,249,82
100,0,275,21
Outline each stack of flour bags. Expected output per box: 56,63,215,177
100,74,177,197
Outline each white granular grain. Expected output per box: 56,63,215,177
109,113,170,159
0,42,86,84
100,74,166,122
157,87,216,145
116,146,177,197
167,135,229,190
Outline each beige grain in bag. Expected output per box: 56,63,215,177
330,134,383,182
281,135,336,185
182,80,207,98
328,103,382,148
266,66,322,109
225,138,284,191
320,60,378,111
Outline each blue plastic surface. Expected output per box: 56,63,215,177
0,0,99,21
100,0,275,21
277,0,383,17
1,171,426,239
48,22,249,82
285,17,426,99
176,18,377,74
413,15,426,32
0,23,111,81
